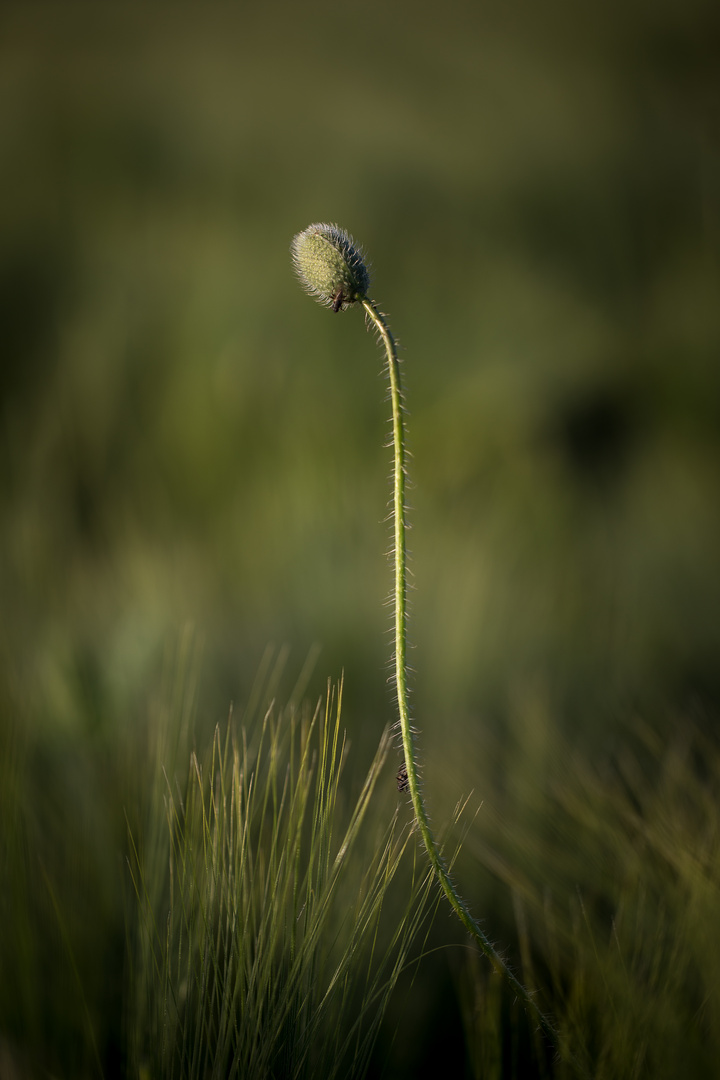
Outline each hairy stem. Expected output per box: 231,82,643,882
362,297,562,1054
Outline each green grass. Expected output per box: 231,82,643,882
456,708,720,1079
0,645,446,1078
125,669,439,1079
3,644,720,1077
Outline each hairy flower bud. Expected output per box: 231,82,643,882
291,223,370,312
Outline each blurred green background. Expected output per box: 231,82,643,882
1,0,719,1074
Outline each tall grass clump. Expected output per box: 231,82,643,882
545,719,720,1079
460,705,720,1079
126,670,439,1080
291,224,563,1058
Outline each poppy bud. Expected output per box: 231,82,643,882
291,222,370,312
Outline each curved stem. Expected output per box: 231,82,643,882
361,297,562,1055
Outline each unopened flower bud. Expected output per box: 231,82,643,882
291,223,370,312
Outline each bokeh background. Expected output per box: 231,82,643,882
1,0,719,1075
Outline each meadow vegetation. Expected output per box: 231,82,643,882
1,1,719,1076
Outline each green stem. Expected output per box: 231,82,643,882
361,297,562,1055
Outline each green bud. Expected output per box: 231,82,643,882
291,223,370,312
